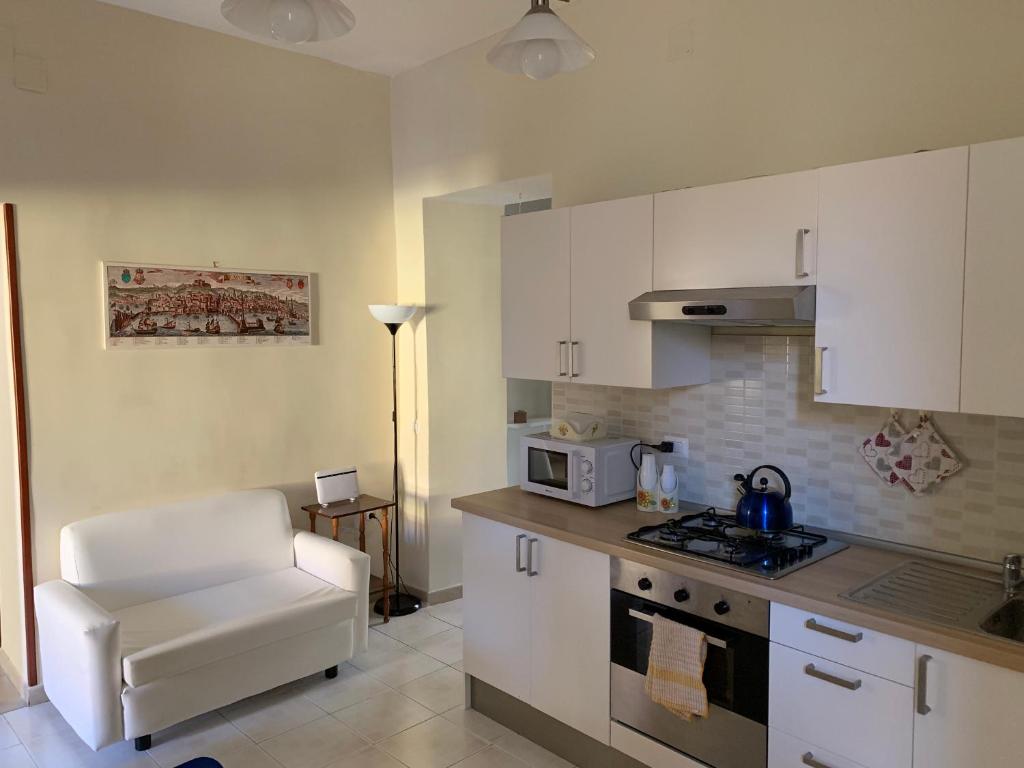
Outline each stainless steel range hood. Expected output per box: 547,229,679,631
628,285,815,326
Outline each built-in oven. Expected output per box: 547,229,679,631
610,558,769,768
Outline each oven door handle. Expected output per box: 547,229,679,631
627,608,728,649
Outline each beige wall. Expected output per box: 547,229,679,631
391,0,1024,587
423,199,507,592
0,0,397,685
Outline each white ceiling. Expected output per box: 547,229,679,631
99,0,533,77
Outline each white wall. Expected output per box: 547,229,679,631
0,0,397,685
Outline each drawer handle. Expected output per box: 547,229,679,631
527,537,539,577
804,663,862,691
916,654,932,715
802,752,835,768
805,618,863,643
515,534,527,573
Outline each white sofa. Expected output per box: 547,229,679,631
34,489,370,752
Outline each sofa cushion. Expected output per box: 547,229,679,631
117,567,357,687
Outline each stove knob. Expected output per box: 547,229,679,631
674,588,690,603
713,600,730,616
637,577,653,592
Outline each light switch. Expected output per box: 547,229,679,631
14,53,46,94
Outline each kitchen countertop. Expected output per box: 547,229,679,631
453,486,1024,674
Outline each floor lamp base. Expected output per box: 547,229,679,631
374,591,421,618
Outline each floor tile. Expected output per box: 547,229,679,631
426,599,463,629
441,707,510,743
209,741,283,768
148,711,251,768
364,648,446,688
0,678,23,716
398,668,465,714
378,716,487,768
409,628,463,665
0,720,16,750
4,702,74,744
260,716,369,768
298,665,390,713
324,745,408,768
453,745,530,768
332,690,433,743
493,733,575,768
24,732,157,768
0,744,34,768
374,613,452,646
220,687,325,742
450,660,465,673
350,632,409,672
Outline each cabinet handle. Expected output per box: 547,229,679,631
804,663,861,691
515,534,527,573
570,341,579,378
916,654,932,715
802,753,835,768
814,346,828,395
804,618,863,643
557,341,568,377
526,537,539,577
796,227,813,278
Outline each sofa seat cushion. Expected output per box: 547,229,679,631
116,567,357,688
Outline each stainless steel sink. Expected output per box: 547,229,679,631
980,598,1024,642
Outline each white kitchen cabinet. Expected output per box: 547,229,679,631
961,136,1024,417
569,196,710,389
462,513,532,702
461,513,611,744
654,170,819,290
501,208,571,382
913,647,1024,767
814,147,969,411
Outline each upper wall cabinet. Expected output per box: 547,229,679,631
814,148,969,411
654,170,819,290
501,208,571,382
961,137,1024,418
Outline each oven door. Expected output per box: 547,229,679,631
610,589,768,768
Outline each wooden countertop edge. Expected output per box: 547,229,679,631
453,489,1024,675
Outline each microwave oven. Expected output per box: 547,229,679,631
520,433,637,507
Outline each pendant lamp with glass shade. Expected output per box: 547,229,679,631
221,0,355,44
488,0,595,80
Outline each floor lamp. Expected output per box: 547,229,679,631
368,304,421,617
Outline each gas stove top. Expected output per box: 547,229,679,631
626,506,848,579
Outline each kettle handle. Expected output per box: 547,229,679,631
746,465,792,500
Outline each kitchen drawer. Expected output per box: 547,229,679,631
768,644,913,768
770,602,915,685
769,729,866,768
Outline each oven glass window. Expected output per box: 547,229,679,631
527,448,569,490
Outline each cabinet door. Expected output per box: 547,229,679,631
815,148,968,411
961,137,1024,417
569,195,656,388
528,534,610,744
501,208,571,381
462,513,531,702
913,647,1024,767
654,170,819,289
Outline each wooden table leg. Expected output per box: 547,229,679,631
331,517,340,542
359,512,366,553
380,506,391,624
308,510,316,534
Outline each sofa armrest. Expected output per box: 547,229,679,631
293,531,371,654
34,580,123,750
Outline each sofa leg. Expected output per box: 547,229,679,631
134,735,151,751
325,665,339,679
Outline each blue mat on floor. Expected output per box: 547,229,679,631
175,760,223,768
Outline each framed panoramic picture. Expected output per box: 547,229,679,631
103,263,313,349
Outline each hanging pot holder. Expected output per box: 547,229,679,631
891,414,963,495
859,412,910,489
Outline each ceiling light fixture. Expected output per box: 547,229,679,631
487,0,595,81
221,0,355,44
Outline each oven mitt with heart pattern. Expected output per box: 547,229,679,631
891,415,962,495
860,413,910,489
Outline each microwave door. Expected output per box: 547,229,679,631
527,447,569,491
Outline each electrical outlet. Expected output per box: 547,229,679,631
663,435,689,459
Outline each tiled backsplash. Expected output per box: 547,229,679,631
552,335,1024,564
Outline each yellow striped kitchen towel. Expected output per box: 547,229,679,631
643,613,709,721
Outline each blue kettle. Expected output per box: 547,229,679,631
733,465,794,532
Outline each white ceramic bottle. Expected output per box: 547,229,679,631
658,463,678,514
636,452,658,512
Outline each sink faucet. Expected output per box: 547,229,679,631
1004,554,1023,596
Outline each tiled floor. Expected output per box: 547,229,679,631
0,599,577,768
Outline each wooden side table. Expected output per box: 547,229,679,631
301,494,395,622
